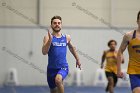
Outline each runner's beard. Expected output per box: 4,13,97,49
52,27,61,32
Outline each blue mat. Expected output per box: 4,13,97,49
0,86,131,93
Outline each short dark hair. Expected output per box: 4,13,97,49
51,16,62,24
137,11,140,21
108,40,117,46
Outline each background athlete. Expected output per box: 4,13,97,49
101,40,124,93
42,16,81,93
117,11,140,93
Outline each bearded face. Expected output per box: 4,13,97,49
51,19,62,32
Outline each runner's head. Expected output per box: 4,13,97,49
137,11,140,27
108,40,117,51
51,16,62,32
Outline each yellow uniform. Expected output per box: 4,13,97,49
105,51,117,74
127,30,140,74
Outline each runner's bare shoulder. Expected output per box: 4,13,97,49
124,31,134,41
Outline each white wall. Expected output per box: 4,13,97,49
0,0,140,27
0,0,37,26
41,0,140,27
112,0,140,27
0,27,132,86
0,31,6,85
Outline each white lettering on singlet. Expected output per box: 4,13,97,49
52,42,66,46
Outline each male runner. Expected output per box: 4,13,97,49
101,40,124,93
42,16,81,93
117,11,140,93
